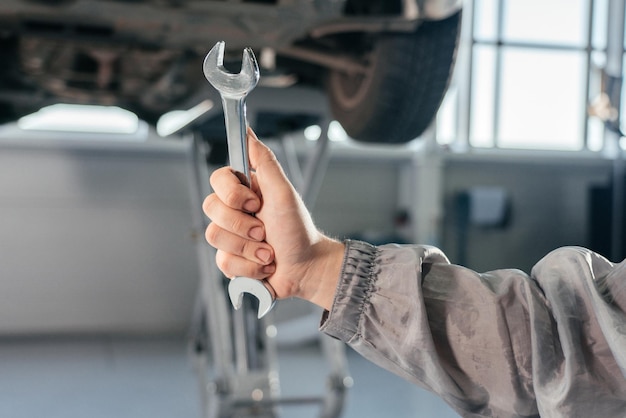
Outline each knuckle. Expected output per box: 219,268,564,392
257,146,279,169
238,239,248,258
209,167,228,188
204,223,220,246
216,248,264,280
223,189,241,209
202,194,218,218
215,251,231,276
230,216,246,235
208,169,219,186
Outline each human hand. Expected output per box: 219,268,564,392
202,128,344,310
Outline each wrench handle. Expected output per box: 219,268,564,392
222,94,277,318
221,95,251,188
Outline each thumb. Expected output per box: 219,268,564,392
247,127,291,193
246,126,316,239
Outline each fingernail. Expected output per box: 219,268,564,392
243,199,258,212
248,226,264,241
263,264,276,274
256,248,271,263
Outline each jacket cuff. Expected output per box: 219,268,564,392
319,239,378,342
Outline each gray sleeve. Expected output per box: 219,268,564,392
320,240,626,418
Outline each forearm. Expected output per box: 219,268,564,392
320,240,540,416
320,241,626,417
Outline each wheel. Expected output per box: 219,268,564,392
327,11,461,144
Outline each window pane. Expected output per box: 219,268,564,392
17,104,139,134
470,45,496,147
588,117,604,151
498,48,586,150
436,86,458,145
474,0,499,41
593,0,608,50
503,0,589,46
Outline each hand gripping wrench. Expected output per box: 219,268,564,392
203,41,276,319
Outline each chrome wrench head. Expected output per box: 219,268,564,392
203,41,275,319
228,277,276,320
203,41,259,186
203,41,259,101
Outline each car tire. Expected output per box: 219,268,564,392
327,11,461,144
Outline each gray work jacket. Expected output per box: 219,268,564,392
320,240,626,417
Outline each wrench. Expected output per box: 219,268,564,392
203,41,276,319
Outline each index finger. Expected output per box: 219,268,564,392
209,166,261,213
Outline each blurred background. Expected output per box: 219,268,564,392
0,0,624,417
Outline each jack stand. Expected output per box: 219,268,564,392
187,120,351,418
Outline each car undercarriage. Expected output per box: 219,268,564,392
0,0,462,143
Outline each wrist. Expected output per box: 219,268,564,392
299,237,346,311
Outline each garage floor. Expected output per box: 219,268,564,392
0,336,459,418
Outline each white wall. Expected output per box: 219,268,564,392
0,130,614,335
314,146,614,275
0,135,199,335
439,153,612,273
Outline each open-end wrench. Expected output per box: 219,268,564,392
203,41,276,319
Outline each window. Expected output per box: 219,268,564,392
18,104,140,134
3,103,151,142
438,0,620,151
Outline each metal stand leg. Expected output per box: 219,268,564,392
188,120,350,417
188,132,279,418
187,133,235,417
278,119,352,418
